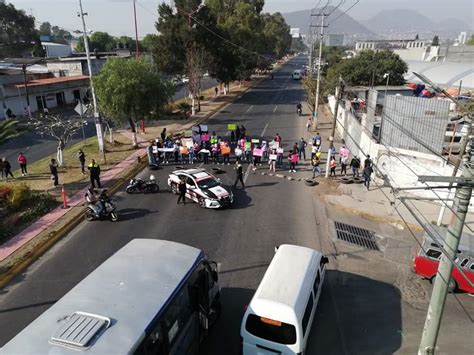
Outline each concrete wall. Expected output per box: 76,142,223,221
47,62,83,77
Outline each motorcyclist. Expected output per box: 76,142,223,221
85,187,108,216
296,102,302,115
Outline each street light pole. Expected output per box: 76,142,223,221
378,73,390,142
21,64,32,118
133,0,140,59
312,13,327,132
78,0,105,158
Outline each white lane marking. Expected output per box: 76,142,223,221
261,123,269,137
246,105,254,113
243,164,252,184
273,105,278,113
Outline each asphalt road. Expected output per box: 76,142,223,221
3,56,468,354
0,78,216,168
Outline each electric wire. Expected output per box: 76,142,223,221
328,0,359,25
327,0,345,17
320,0,331,14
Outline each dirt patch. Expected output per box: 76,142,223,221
394,267,430,310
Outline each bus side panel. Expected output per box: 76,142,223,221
452,268,474,293
413,256,439,279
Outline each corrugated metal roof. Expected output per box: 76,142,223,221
405,60,474,89
13,75,89,88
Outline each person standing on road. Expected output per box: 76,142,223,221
49,158,59,187
289,151,298,173
350,156,361,177
160,128,167,142
177,178,187,204
78,149,86,174
214,87,218,97
363,163,373,190
364,154,373,169
2,158,13,180
274,133,282,145
233,161,245,188
17,152,27,176
298,138,307,161
313,133,322,151
329,156,337,177
311,152,321,178
268,149,277,172
340,155,348,176
0,158,4,180
88,159,101,188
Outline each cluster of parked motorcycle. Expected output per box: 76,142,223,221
84,175,159,222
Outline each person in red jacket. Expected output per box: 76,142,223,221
17,152,27,176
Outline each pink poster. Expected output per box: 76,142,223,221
253,148,263,157
201,133,209,142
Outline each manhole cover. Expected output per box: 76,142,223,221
334,221,379,251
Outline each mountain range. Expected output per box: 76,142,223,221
282,6,472,39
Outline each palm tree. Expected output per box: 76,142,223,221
0,120,25,145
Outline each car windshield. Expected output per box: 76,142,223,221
197,178,219,189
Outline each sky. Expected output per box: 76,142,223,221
7,0,474,38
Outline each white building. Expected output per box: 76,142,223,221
41,42,72,58
290,28,300,39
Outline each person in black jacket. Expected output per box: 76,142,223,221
233,161,245,188
88,159,101,188
78,149,86,174
177,178,187,205
49,158,59,187
2,158,14,180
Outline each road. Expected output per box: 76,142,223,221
0,56,472,354
0,78,216,167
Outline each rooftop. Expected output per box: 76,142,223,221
405,60,474,90
13,75,89,88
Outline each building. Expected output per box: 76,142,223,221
42,42,73,58
290,28,300,39
0,64,89,120
355,39,429,52
325,34,346,47
454,32,468,46
405,60,474,90
328,85,457,199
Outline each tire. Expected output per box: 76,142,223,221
340,177,353,184
147,184,159,193
431,276,457,293
85,208,95,221
198,197,207,208
109,211,119,222
126,186,135,194
171,183,178,194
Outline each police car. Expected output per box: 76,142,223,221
168,168,233,208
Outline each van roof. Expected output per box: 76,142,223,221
424,224,474,252
250,245,320,323
1,239,203,354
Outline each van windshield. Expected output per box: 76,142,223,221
245,314,296,345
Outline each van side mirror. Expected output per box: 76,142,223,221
321,256,329,265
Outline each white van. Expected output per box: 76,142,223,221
240,244,328,355
292,70,302,80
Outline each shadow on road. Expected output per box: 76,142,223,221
117,208,158,221
201,271,402,355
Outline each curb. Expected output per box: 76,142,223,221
0,153,148,288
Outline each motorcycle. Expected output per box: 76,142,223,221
126,175,159,194
297,107,302,116
84,189,118,222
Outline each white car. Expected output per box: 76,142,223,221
168,168,233,208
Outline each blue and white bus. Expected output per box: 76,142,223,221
1,239,221,354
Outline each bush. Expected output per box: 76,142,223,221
21,195,57,224
6,183,31,209
0,186,12,201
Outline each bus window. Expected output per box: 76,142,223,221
426,249,442,260
302,296,314,336
470,263,474,271
134,323,165,354
245,314,296,345
460,258,469,268
313,272,320,295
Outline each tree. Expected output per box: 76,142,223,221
0,120,25,146
431,35,440,46
467,35,474,46
141,34,158,52
0,2,42,57
93,58,174,148
28,114,81,166
39,22,52,37
51,26,72,44
322,49,408,95
76,31,115,53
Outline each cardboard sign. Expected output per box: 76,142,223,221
201,134,209,142
200,125,208,132
158,148,175,152
221,146,231,155
180,146,189,154
269,141,279,149
228,123,237,131
192,126,200,132
276,148,284,154
269,154,277,160
181,137,193,148
253,148,263,157
235,147,243,156
251,138,260,144
152,146,158,153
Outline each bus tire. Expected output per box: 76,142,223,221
431,276,457,293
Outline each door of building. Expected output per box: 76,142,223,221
56,92,65,106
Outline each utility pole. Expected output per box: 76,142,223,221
311,12,328,132
417,162,473,354
133,0,140,59
326,76,344,178
78,0,105,159
21,64,32,118
412,72,473,355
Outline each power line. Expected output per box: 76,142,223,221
327,0,345,17
328,0,359,24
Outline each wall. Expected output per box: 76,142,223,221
47,62,83,77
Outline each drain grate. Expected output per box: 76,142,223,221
334,221,379,251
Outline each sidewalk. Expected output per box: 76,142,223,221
312,104,474,230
